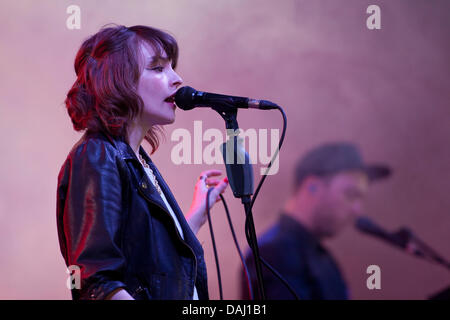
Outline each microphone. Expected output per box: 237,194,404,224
355,216,406,249
174,86,279,111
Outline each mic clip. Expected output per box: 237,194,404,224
213,102,239,130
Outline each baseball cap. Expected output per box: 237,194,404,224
294,142,391,189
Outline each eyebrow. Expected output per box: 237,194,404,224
147,56,170,66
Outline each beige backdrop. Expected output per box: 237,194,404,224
0,0,449,299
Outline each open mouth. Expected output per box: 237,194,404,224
164,94,176,103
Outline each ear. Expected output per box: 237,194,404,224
308,183,318,193
305,176,322,195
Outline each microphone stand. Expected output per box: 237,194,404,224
392,227,450,271
214,103,266,300
356,217,450,271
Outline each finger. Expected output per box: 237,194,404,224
207,182,220,188
200,170,222,178
205,178,221,185
208,183,228,206
197,179,220,190
211,178,229,196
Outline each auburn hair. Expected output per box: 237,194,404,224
65,24,179,153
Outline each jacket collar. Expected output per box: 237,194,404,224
84,130,136,160
87,130,151,163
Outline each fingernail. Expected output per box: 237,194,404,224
224,177,229,183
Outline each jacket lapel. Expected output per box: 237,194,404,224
113,136,203,254
145,158,204,255
112,137,168,211
136,173,168,211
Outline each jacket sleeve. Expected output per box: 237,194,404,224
59,138,128,300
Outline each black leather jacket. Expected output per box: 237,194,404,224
56,131,208,300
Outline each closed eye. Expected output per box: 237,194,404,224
149,66,164,72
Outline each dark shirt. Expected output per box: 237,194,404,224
241,214,349,300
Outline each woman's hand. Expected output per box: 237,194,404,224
186,170,229,235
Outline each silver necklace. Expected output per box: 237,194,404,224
139,154,162,195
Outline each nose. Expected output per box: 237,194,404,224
171,70,183,88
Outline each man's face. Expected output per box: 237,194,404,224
313,170,369,238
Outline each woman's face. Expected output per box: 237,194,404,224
136,42,183,127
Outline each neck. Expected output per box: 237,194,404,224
127,121,148,159
283,195,319,239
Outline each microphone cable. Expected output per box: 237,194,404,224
205,189,254,300
206,187,223,300
220,193,254,300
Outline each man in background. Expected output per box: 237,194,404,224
241,142,391,299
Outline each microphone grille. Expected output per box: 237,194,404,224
174,86,197,110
